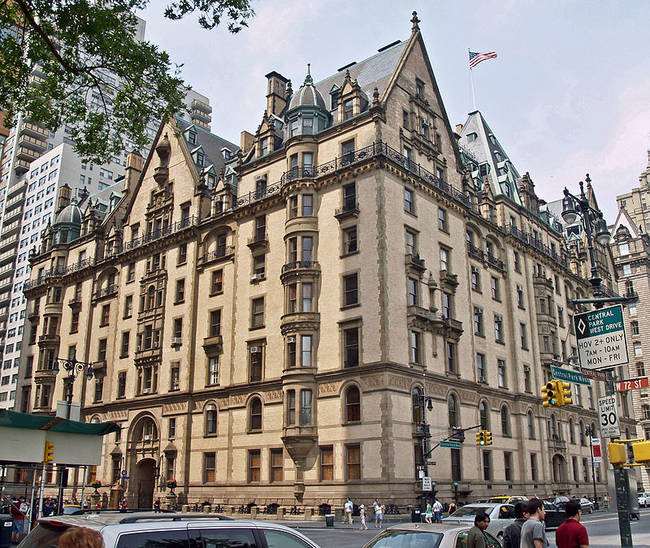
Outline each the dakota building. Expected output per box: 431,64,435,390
19,15,635,508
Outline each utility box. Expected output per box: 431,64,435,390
608,442,627,465
633,441,650,463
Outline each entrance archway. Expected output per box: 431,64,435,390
135,459,156,509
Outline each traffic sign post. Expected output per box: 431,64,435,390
574,305,629,370
422,476,432,491
551,364,591,386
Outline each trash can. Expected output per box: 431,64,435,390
0,516,12,548
325,514,335,527
411,508,421,523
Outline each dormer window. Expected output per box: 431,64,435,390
188,130,197,145
343,99,353,121
302,118,313,135
196,151,205,167
221,148,231,160
467,132,477,143
261,137,269,157
331,90,339,110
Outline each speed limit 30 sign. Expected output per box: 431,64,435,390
597,395,621,438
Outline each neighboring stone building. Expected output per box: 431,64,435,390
20,14,633,508
617,152,650,233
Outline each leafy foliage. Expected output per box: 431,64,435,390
0,0,254,162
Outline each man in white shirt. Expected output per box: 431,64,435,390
344,498,354,526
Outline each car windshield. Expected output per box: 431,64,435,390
365,530,443,547
450,506,490,517
17,522,71,547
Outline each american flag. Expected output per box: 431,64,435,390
469,51,498,68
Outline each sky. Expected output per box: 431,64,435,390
139,0,650,223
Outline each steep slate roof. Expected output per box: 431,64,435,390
176,117,238,173
313,40,409,108
459,110,522,205
612,206,643,238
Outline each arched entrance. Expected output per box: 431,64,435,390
552,454,567,483
135,459,156,509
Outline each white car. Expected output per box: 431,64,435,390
442,502,515,541
638,493,650,507
579,497,594,514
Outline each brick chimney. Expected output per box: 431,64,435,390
56,184,71,212
240,131,255,155
265,71,290,116
124,150,143,193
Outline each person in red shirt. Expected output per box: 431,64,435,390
556,500,589,548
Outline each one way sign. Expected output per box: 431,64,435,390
574,305,629,370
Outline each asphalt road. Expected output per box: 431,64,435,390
293,509,650,547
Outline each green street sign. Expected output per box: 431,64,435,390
551,365,591,386
440,440,462,449
574,305,629,370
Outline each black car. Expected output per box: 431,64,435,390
542,500,566,529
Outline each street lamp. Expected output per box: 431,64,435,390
52,356,95,420
561,175,611,298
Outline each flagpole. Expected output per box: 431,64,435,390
469,49,477,110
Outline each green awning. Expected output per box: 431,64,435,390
0,409,120,436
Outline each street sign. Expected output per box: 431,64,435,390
580,368,608,382
592,438,602,463
616,377,650,392
121,469,128,477
422,476,432,491
440,440,462,449
597,395,621,438
551,365,591,386
574,305,629,370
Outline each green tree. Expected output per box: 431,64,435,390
0,0,254,162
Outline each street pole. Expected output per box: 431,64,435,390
587,427,598,509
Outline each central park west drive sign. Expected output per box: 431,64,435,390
574,305,629,370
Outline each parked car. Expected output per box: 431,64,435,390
578,497,594,514
486,495,528,505
363,523,501,548
442,502,515,541
18,512,320,547
638,493,650,507
541,500,566,529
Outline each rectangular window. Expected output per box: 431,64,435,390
302,282,313,312
270,448,283,482
471,266,481,291
343,326,360,367
97,338,107,362
99,304,110,326
178,243,187,264
300,389,312,425
301,335,312,367
124,295,133,318
211,269,223,294
342,225,358,255
209,310,221,337
70,310,79,333
175,279,185,303
302,194,313,216
504,452,512,482
248,449,261,482
498,359,506,388
173,318,182,340
249,344,263,381
204,453,216,482
520,323,528,349
127,262,135,282
410,330,421,364
208,356,219,385
405,229,417,256
342,181,356,210
442,292,452,319
477,353,486,382
121,331,130,357
494,315,504,342
446,342,456,373
513,251,521,273
404,187,414,213
440,247,449,271
482,450,492,481
491,277,500,300
289,195,298,218
170,362,180,391
438,208,448,231
94,377,103,402
407,277,418,306
451,448,462,482
320,446,334,481
117,372,126,398
474,307,484,336
251,297,265,328
343,99,353,120
531,454,538,482
524,366,531,393
346,444,361,480
343,273,359,306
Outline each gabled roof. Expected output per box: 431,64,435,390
458,110,522,205
313,40,408,109
612,206,643,239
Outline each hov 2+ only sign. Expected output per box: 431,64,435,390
574,305,629,370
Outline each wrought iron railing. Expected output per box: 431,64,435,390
281,260,320,273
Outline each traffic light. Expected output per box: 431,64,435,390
632,441,650,464
476,430,485,446
541,381,557,407
608,442,627,465
557,381,572,407
484,430,493,446
43,441,54,464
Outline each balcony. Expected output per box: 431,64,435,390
134,346,162,363
280,311,320,333
18,134,47,151
43,301,63,315
407,306,443,331
280,260,320,281
334,200,359,220
34,368,57,382
202,334,223,353
191,99,212,114
1,221,20,238
2,206,22,225
467,241,484,261
16,146,41,162
443,317,463,340
21,122,49,139
197,245,235,267
14,159,30,174
486,253,505,271
533,275,554,290
549,436,567,452
92,283,118,302
247,232,269,252
0,234,18,252
191,109,212,124
281,424,318,465
38,334,60,347
405,253,426,273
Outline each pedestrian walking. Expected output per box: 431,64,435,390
448,501,457,515
344,498,354,526
502,502,530,548
432,498,443,523
373,498,383,528
154,498,161,513
555,500,589,548
359,504,368,530
10,496,28,544
467,511,490,548
520,498,549,548
424,501,433,523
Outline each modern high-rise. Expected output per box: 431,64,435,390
20,14,635,508
0,15,213,408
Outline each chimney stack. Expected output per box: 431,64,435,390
265,71,290,116
124,150,144,193
56,184,71,212
240,131,255,155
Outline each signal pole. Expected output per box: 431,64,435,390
585,425,599,510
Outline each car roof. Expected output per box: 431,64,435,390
386,523,470,533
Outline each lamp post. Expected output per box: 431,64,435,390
52,355,94,514
585,425,599,510
562,177,634,547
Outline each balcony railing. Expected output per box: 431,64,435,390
198,245,235,265
467,241,484,261
281,260,320,273
486,253,505,271
124,216,197,252
93,283,118,300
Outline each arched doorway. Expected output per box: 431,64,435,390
552,454,567,483
135,459,156,509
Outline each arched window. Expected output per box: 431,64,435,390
448,394,458,428
205,403,217,435
500,405,510,437
569,418,575,444
479,401,489,430
579,420,586,446
133,417,157,442
412,387,423,424
527,410,535,439
249,397,262,431
346,386,361,423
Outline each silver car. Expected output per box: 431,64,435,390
442,502,515,541
363,522,501,548
18,512,320,547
